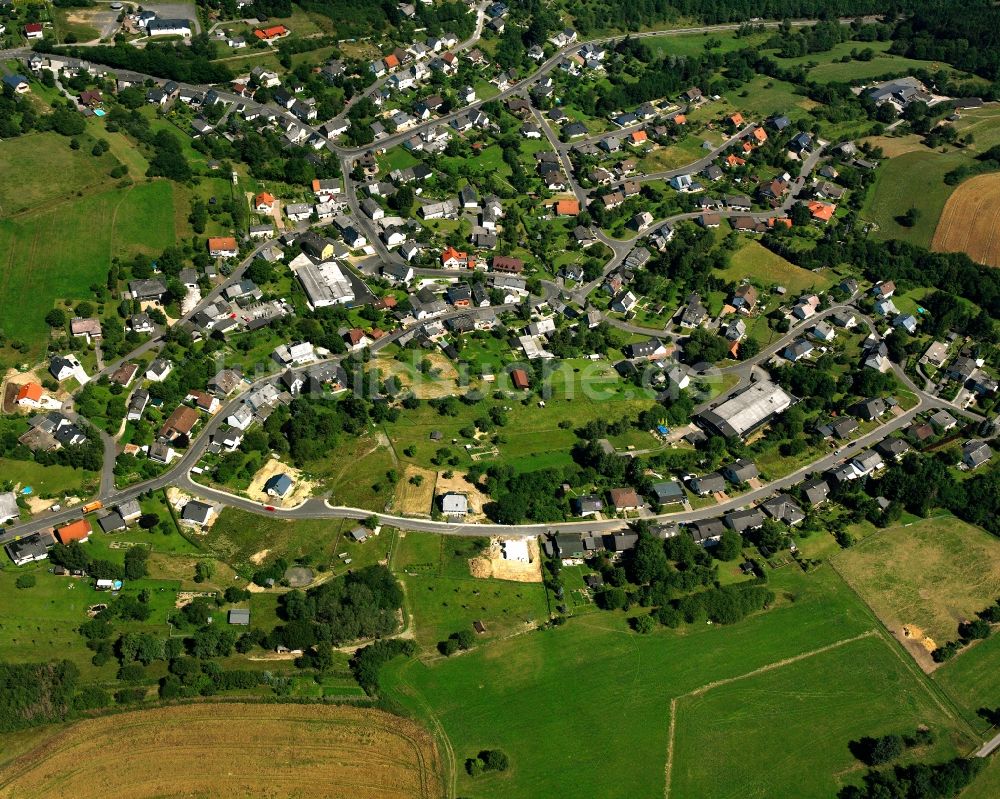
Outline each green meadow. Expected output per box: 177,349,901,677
383,565,977,798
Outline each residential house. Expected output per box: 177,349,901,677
962,440,993,469
722,459,759,485
690,472,726,496
608,487,642,512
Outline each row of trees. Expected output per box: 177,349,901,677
875,453,1000,536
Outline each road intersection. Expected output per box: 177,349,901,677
0,16,985,547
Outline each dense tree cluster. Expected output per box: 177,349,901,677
875,453,1000,536
349,639,416,695
839,758,982,799
49,38,233,84
592,528,774,628
764,232,1000,322
267,566,404,648
850,728,934,766
0,661,80,732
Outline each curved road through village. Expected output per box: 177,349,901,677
0,15,983,546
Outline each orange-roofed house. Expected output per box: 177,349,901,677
807,201,836,222
15,382,45,409
384,52,400,70
768,217,792,229
554,199,580,216
441,246,470,269
725,154,746,168
673,114,686,125
58,519,92,544
254,192,275,212
253,25,289,41
629,130,648,146
752,127,768,145
742,141,754,153
208,237,239,258
728,112,744,127
511,368,530,389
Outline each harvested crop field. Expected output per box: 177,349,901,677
932,173,1000,266
0,703,442,799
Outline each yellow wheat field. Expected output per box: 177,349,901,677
932,173,1000,267
0,703,442,799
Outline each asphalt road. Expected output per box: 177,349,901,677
0,15,985,546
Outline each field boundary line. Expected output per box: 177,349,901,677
664,697,678,799
827,557,983,745
663,629,877,798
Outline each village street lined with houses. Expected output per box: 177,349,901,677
1,2,1000,797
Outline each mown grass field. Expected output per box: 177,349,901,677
0,129,179,365
860,150,967,247
933,633,1000,733
0,132,112,214
392,532,550,652
833,515,1000,647
671,633,971,799
861,107,1000,248
0,181,176,364
0,704,443,799
383,565,975,798
718,239,833,293
643,29,771,58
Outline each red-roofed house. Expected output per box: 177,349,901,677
511,368,529,389
807,200,836,222
57,519,92,544
16,382,44,409
752,127,768,144
609,487,642,512
24,22,44,39
728,112,744,127
253,25,289,41
254,192,275,212
725,154,746,168
384,52,400,70
441,246,471,269
673,114,686,125
492,256,524,274
629,130,648,146
554,199,580,216
208,237,239,258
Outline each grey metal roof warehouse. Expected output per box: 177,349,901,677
697,381,793,439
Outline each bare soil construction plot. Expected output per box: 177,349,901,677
469,537,543,582
0,703,443,799
932,173,1000,266
378,353,460,399
245,457,313,507
433,471,490,521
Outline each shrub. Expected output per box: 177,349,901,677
15,574,36,589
